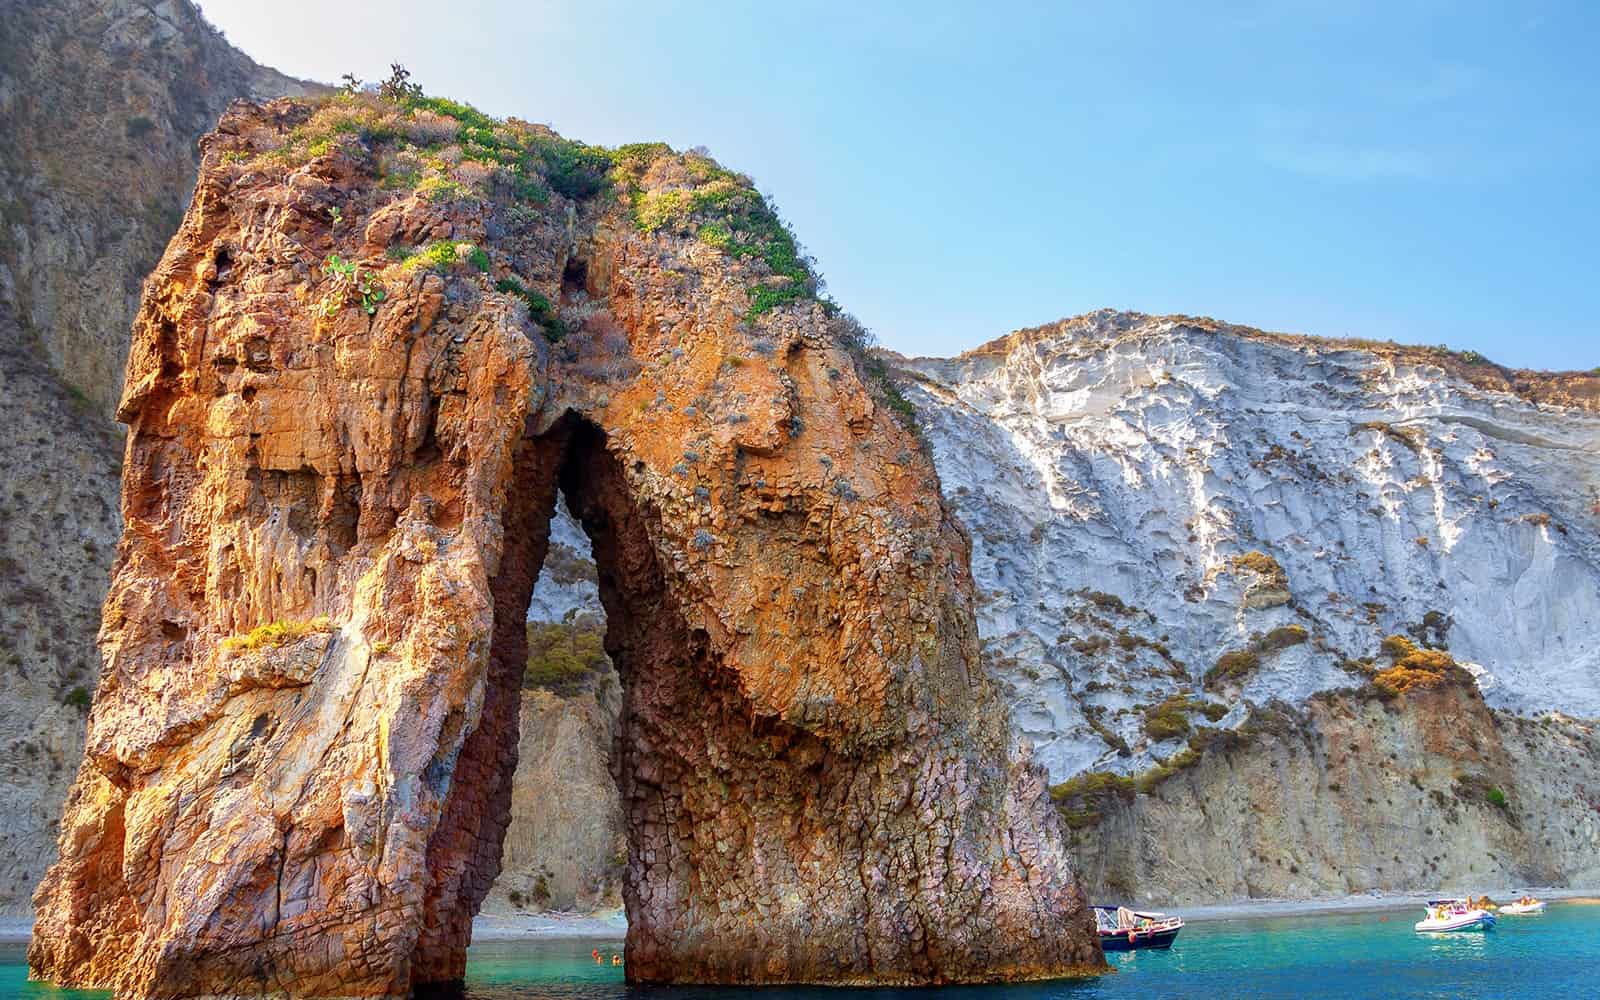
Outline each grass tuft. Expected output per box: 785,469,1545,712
223,617,334,653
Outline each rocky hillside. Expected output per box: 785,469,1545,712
1,0,320,414
510,309,1600,911
0,0,317,917
893,310,1600,902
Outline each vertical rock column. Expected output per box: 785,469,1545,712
409,430,566,986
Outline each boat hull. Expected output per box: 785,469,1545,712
1100,926,1182,951
1500,902,1546,915
1414,913,1496,933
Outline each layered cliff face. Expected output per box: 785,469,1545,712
30,95,1099,995
894,310,1600,900
895,311,1600,777
490,501,625,915
0,0,316,917
0,329,123,918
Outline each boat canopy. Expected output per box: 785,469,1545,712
1093,906,1166,931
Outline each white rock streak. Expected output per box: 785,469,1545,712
894,311,1600,781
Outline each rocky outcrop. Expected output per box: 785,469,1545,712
0,0,316,917
30,95,1099,995
494,674,625,914
0,0,320,416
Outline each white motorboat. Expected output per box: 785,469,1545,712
1498,897,1547,915
1414,898,1496,933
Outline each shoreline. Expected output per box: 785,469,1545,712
470,910,628,941
5,888,1595,944
1177,885,1600,923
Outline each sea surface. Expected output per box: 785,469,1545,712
6,901,1599,1000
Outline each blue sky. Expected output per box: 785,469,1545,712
201,1,1598,369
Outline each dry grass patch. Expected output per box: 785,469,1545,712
223,616,334,653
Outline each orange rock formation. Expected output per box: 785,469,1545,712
30,95,1101,995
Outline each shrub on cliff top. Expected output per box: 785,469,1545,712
609,146,817,321
264,73,613,211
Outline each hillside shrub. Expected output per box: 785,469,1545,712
1205,648,1261,688
496,277,566,341
1259,624,1309,653
524,618,608,694
1143,696,1194,741
1371,634,1470,698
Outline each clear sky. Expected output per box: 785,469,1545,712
199,1,1598,370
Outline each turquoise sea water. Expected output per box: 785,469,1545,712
6,902,1599,1000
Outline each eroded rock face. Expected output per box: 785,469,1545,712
0,0,318,918
30,98,1099,995
893,310,1600,903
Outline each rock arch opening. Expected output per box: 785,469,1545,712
416,412,1105,987
413,411,843,985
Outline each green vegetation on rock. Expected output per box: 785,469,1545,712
1143,695,1194,741
1204,624,1309,690
496,277,566,342
524,618,608,694
608,146,815,321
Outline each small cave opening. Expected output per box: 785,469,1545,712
560,257,589,303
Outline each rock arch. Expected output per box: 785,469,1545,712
29,99,1100,996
